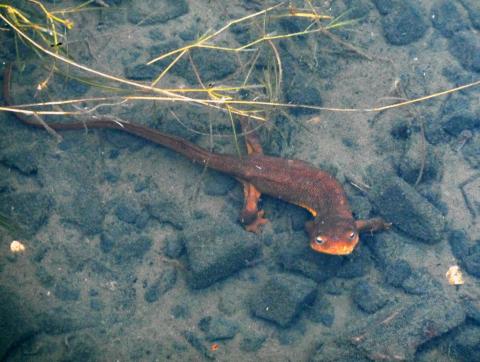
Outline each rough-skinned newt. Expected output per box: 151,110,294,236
3,64,389,255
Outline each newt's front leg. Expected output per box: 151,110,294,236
355,218,391,233
239,181,268,232
238,120,268,233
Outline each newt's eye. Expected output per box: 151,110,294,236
348,232,356,240
315,236,325,245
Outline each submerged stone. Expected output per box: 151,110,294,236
350,295,466,360
374,0,428,45
127,0,188,25
183,222,260,289
449,31,480,73
366,165,446,243
249,273,316,327
352,282,389,314
198,316,239,341
0,192,53,237
144,267,177,303
431,0,469,38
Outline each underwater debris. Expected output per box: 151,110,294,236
10,240,25,253
446,265,464,285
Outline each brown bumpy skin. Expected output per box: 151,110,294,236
3,64,390,255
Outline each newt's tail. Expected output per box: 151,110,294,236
3,64,244,176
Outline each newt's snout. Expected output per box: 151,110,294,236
309,232,359,255
307,218,359,255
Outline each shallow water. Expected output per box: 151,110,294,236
0,0,479,361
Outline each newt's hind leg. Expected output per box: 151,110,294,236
239,120,268,233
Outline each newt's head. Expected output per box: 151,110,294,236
306,217,359,255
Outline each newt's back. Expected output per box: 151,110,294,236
237,155,352,220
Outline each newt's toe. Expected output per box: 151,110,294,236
242,210,268,233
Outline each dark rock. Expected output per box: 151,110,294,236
350,195,373,220
198,316,239,341
323,278,346,295
462,133,480,168
62,337,99,362
278,15,311,34
369,232,405,263
182,331,214,360
146,38,237,84
109,149,120,159
448,229,480,278
90,298,104,311
124,63,163,81
372,0,394,15
148,28,166,42
384,259,412,287
0,287,38,360
449,31,480,73
145,39,182,69
396,134,443,184
183,222,260,289
464,299,480,323
147,194,187,230
0,143,41,175
310,340,369,362
100,220,132,253
463,243,480,278
54,280,81,301
104,168,120,183
127,0,188,25
442,65,479,88
249,273,317,327
39,306,97,335
289,207,309,232
443,113,480,136
276,232,341,282
144,267,177,303
460,0,480,30
163,235,184,258
352,282,389,314
63,186,104,235
173,48,237,84
448,229,471,262
0,192,53,237
375,1,428,45
64,78,90,96
449,325,480,361
240,332,267,352
440,93,478,135
101,223,153,264
401,268,441,295
277,326,305,346
284,78,322,116
335,248,371,279
306,294,335,326
113,198,142,224
178,27,197,41
424,117,449,145
416,184,449,215
431,0,469,38
171,304,190,319
134,178,150,192
366,164,446,243
344,0,374,19
35,265,55,288
350,296,466,360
